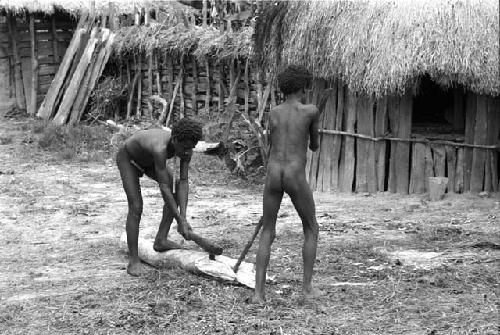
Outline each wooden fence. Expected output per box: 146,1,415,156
0,13,75,114
305,79,500,194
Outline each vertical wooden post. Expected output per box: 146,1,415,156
317,80,337,192
155,52,162,97
179,58,185,119
433,145,446,177
387,95,400,193
486,97,500,192
147,52,154,118
108,2,117,31
7,14,26,110
256,71,264,122
29,14,38,115
191,57,198,115
396,91,412,194
339,87,356,193
470,95,488,192
202,0,208,27
166,57,174,119
205,60,211,114
463,92,476,191
136,53,142,118
330,81,344,192
375,97,388,191
218,64,224,112
355,94,376,193
51,16,60,64
445,146,457,193
455,148,464,193
410,142,426,193
244,59,249,116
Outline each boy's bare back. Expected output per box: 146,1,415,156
268,101,319,168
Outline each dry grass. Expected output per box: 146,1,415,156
0,117,498,335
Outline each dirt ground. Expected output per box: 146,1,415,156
0,115,498,335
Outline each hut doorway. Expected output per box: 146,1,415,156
412,75,465,137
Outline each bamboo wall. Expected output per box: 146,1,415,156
305,79,500,194
0,14,75,114
123,54,270,127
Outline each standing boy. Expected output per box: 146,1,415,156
116,118,203,276
251,65,321,302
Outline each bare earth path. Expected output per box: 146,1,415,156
0,116,498,335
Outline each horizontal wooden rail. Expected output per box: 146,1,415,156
319,129,500,150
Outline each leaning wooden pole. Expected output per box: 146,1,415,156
52,29,98,125
37,20,88,119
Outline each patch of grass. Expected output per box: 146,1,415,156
35,123,114,162
0,136,13,145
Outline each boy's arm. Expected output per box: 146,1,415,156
176,154,191,220
309,107,320,152
153,154,191,238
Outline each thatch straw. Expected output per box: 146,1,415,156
0,0,197,17
255,0,500,97
113,23,254,62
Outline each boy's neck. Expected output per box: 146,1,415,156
286,92,304,103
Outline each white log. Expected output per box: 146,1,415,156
120,230,257,288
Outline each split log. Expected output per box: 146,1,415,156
455,148,464,193
470,95,488,192
166,65,184,127
7,14,26,110
147,52,154,117
387,96,399,193
52,29,98,125
409,143,426,193
191,58,198,115
119,230,257,288
135,53,142,118
205,60,211,114
424,144,434,192
445,145,457,193
486,97,499,192
463,92,477,191
317,81,337,192
355,94,376,193
395,92,412,194
339,87,356,192
432,145,446,177
37,28,86,119
330,82,344,192
375,97,388,191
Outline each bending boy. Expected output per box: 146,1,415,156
116,118,203,276
252,65,321,302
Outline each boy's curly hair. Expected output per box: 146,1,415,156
171,118,203,142
277,65,313,95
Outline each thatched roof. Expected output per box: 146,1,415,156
254,0,500,97
0,0,197,17
113,23,254,62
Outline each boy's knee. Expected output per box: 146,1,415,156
128,201,143,217
303,221,319,238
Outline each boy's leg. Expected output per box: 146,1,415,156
286,173,320,297
117,148,146,276
252,173,283,302
145,169,182,252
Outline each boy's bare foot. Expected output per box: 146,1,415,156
153,238,182,252
246,294,266,304
302,287,324,299
127,261,151,277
